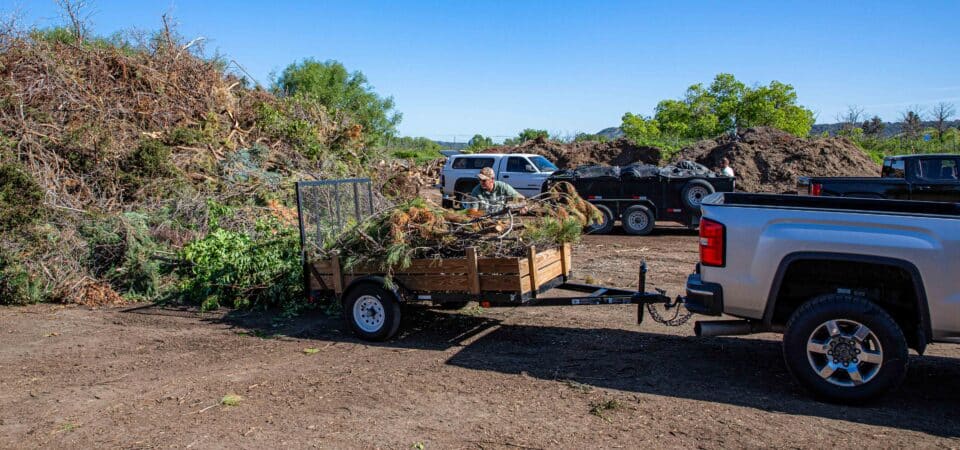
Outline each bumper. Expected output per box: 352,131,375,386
684,272,723,316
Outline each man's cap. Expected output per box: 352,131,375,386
477,167,495,180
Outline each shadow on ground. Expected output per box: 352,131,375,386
125,303,960,437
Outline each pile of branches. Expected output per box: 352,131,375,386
315,182,602,274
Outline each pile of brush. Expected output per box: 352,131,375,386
314,182,602,274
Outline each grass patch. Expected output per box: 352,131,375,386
589,399,622,421
302,347,320,354
564,380,593,394
220,394,242,406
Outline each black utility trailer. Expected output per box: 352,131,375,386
546,162,735,235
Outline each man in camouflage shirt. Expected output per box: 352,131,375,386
465,167,526,213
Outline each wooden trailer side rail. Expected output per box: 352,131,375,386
307,243,571,296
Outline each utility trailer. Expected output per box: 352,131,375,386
296,178,677,341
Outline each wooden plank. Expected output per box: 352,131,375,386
561,243,571,277
477,258,527,276
339,258,471,275
331,254,343,294
396,274,470,292
527,246,539,291
479,275,522,292
534,248,561,267
535,260,564,287
312,259,334,272
466,247,480,295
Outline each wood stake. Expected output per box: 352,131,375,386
466,247,480,295
560,243,571,278
527,246,539,292
331,254,343,295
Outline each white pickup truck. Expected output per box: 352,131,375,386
439,154,558,208
685,192,960,403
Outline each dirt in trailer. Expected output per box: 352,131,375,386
2,226,959,448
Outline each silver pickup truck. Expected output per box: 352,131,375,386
684,192,960,403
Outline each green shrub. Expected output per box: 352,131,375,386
0,251,46,305
178,218,303,311
0,163,45,232
80,212,162,298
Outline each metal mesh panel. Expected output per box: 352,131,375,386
296,178,392,256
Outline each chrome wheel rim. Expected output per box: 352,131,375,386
627,210,649,230
686,186,710,206
806,319,883,387
353,295,385,333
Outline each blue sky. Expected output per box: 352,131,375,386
7,1,960,141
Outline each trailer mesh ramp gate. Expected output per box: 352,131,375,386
295,178,391,257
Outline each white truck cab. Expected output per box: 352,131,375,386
439,153,558,208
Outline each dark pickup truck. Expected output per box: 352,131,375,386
798,154,960,202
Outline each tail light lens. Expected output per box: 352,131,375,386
699,218,725,267
810,182,822,196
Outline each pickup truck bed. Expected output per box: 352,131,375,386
685,192,960,402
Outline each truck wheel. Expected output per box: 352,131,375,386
441,198,453,209
621,205,655,235
782,294,908,404
585,204,614,234
342,282,402,341
681,179,715,210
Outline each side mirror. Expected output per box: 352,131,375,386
525,164,536,173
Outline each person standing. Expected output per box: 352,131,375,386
720,157,735,178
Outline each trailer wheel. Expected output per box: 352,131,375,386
782,294,908,404
585,204,614,234
681,179,715,210
621,205,655,235
342,282,402,341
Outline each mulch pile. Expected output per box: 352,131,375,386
484,137,661,169
670,127,879,193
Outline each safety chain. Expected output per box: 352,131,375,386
646,300,694,327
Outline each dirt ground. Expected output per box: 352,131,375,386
2,226,959,448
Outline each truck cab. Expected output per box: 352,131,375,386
439,154,558,208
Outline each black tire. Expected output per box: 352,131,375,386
435,301,470,310
585,204,615,235
782,294,908,404
621,205,655,236
342,282,402,341
441,198,454,209
681,179,715,210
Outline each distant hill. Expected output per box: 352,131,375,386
811,120,960,138
596,127,625,139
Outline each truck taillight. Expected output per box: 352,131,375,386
810,182,822,196
699,218,725,267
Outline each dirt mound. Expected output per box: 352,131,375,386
484,137,660,169
671,127,879,193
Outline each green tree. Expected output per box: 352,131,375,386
861,116,885,138
273,59,401,146
503,128,549,146
465,134,494,152
621,113,661,141
642,73,814,139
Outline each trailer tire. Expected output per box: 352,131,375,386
681,179,715,210
621,205,655,235
342,282,402,341
782,294,908,404
585,204,615,235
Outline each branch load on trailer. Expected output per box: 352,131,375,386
296,178,685,341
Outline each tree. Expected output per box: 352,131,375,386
273,59,401,146
836,105,865,135
503,128,548,146
931,102,956,143
465,134,494,152
621,113,661,142
861,115,885,138
900,110,923,140
643,73,814,140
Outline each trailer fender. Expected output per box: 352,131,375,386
343,275,405,303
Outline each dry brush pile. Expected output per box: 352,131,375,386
0,25,370,307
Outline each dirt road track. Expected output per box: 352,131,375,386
2,228,959,448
